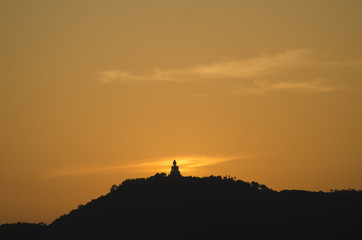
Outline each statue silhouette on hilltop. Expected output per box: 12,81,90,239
169,160,181,177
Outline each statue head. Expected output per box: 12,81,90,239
173,160,176,166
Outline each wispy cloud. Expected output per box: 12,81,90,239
97,49,359,94
42,155,251,178
98,49,310,83
234,78,341,95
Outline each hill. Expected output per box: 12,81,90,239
1,173,362,239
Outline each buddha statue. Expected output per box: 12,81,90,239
169,160,181,177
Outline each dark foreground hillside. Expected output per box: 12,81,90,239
1,173,362,239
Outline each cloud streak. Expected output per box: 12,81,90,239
42,155,251,178
98,49,310,83
98,49,358,94
233,78,341,95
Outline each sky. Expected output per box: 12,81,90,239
1,0,362,224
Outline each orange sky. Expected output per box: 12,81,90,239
1,0,362,224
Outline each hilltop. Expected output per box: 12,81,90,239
1,170,362,239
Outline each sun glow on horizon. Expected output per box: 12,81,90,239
41,155,252,179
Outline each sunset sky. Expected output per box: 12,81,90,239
1,0,362,224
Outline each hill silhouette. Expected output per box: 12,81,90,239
1,165,362,239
